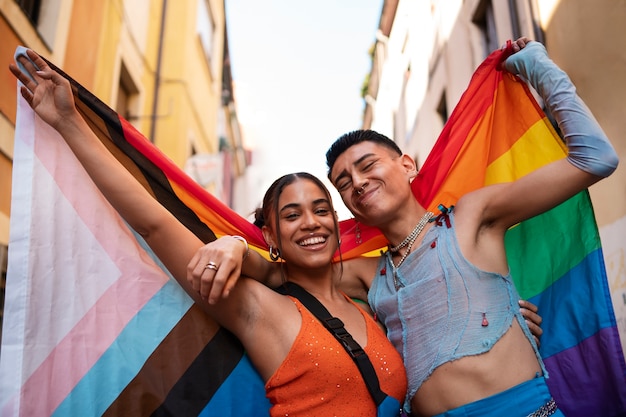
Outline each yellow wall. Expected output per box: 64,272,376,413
0,0,226,242
153,0,224,166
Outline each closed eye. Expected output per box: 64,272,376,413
337,180,352,192
362,161,375,171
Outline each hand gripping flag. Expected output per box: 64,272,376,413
2,45,625,417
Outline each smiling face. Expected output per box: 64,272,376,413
329,141,416,228
262,176,340,270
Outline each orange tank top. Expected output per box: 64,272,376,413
265,296,407,416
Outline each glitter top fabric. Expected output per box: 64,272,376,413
265,296,407,416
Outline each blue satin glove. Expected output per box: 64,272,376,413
504,42,618,177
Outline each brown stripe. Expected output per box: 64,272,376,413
102,305,221,416
47,57,236,415
152,327,248,416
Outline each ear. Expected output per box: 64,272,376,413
399,154,418,183
261,225,276,247
401,152,417,171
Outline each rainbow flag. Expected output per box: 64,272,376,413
412,46,626,417
2,46,624,416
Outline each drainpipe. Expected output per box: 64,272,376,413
528,0,545,45
508,0,521,39
150,0,167,143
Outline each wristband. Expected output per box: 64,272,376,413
231,235,250,260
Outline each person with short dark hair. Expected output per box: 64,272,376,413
325,38,618,416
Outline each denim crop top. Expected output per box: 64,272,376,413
368,209,547,410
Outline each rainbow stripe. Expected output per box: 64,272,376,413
2,47,624,417
413,46,626,417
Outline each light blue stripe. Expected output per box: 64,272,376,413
52,232,193,417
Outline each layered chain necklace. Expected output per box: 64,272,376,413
389,211,433,290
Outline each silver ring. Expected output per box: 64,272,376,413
205,261,218,271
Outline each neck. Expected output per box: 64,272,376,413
283,264,341,300
383,206,430,249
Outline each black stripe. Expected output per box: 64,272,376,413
151,328,245,417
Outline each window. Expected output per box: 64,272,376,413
117,82,130,122
16,0,41,25
437,91,448,125
197,0,215,64
0,244,7,347
116,62,139,122
472,0,498,58
17,0,64,51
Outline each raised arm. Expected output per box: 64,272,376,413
337,256,379,302
8,49,282,344
10,49,203,289
468,40,618,230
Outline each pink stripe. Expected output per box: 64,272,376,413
14,116,169,416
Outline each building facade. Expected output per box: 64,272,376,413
0,0,246,339
363,0,626,350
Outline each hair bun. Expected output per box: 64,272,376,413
253,207,265,228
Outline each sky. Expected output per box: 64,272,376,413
224,0,384,220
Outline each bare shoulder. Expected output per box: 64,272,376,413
453,187,513,274
338,256,380,301
454,183,510,231
453,192,487,231
217,278,298,334
226,280,303,380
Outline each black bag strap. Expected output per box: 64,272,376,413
276,281,388,405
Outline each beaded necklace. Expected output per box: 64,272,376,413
390,211,433,290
